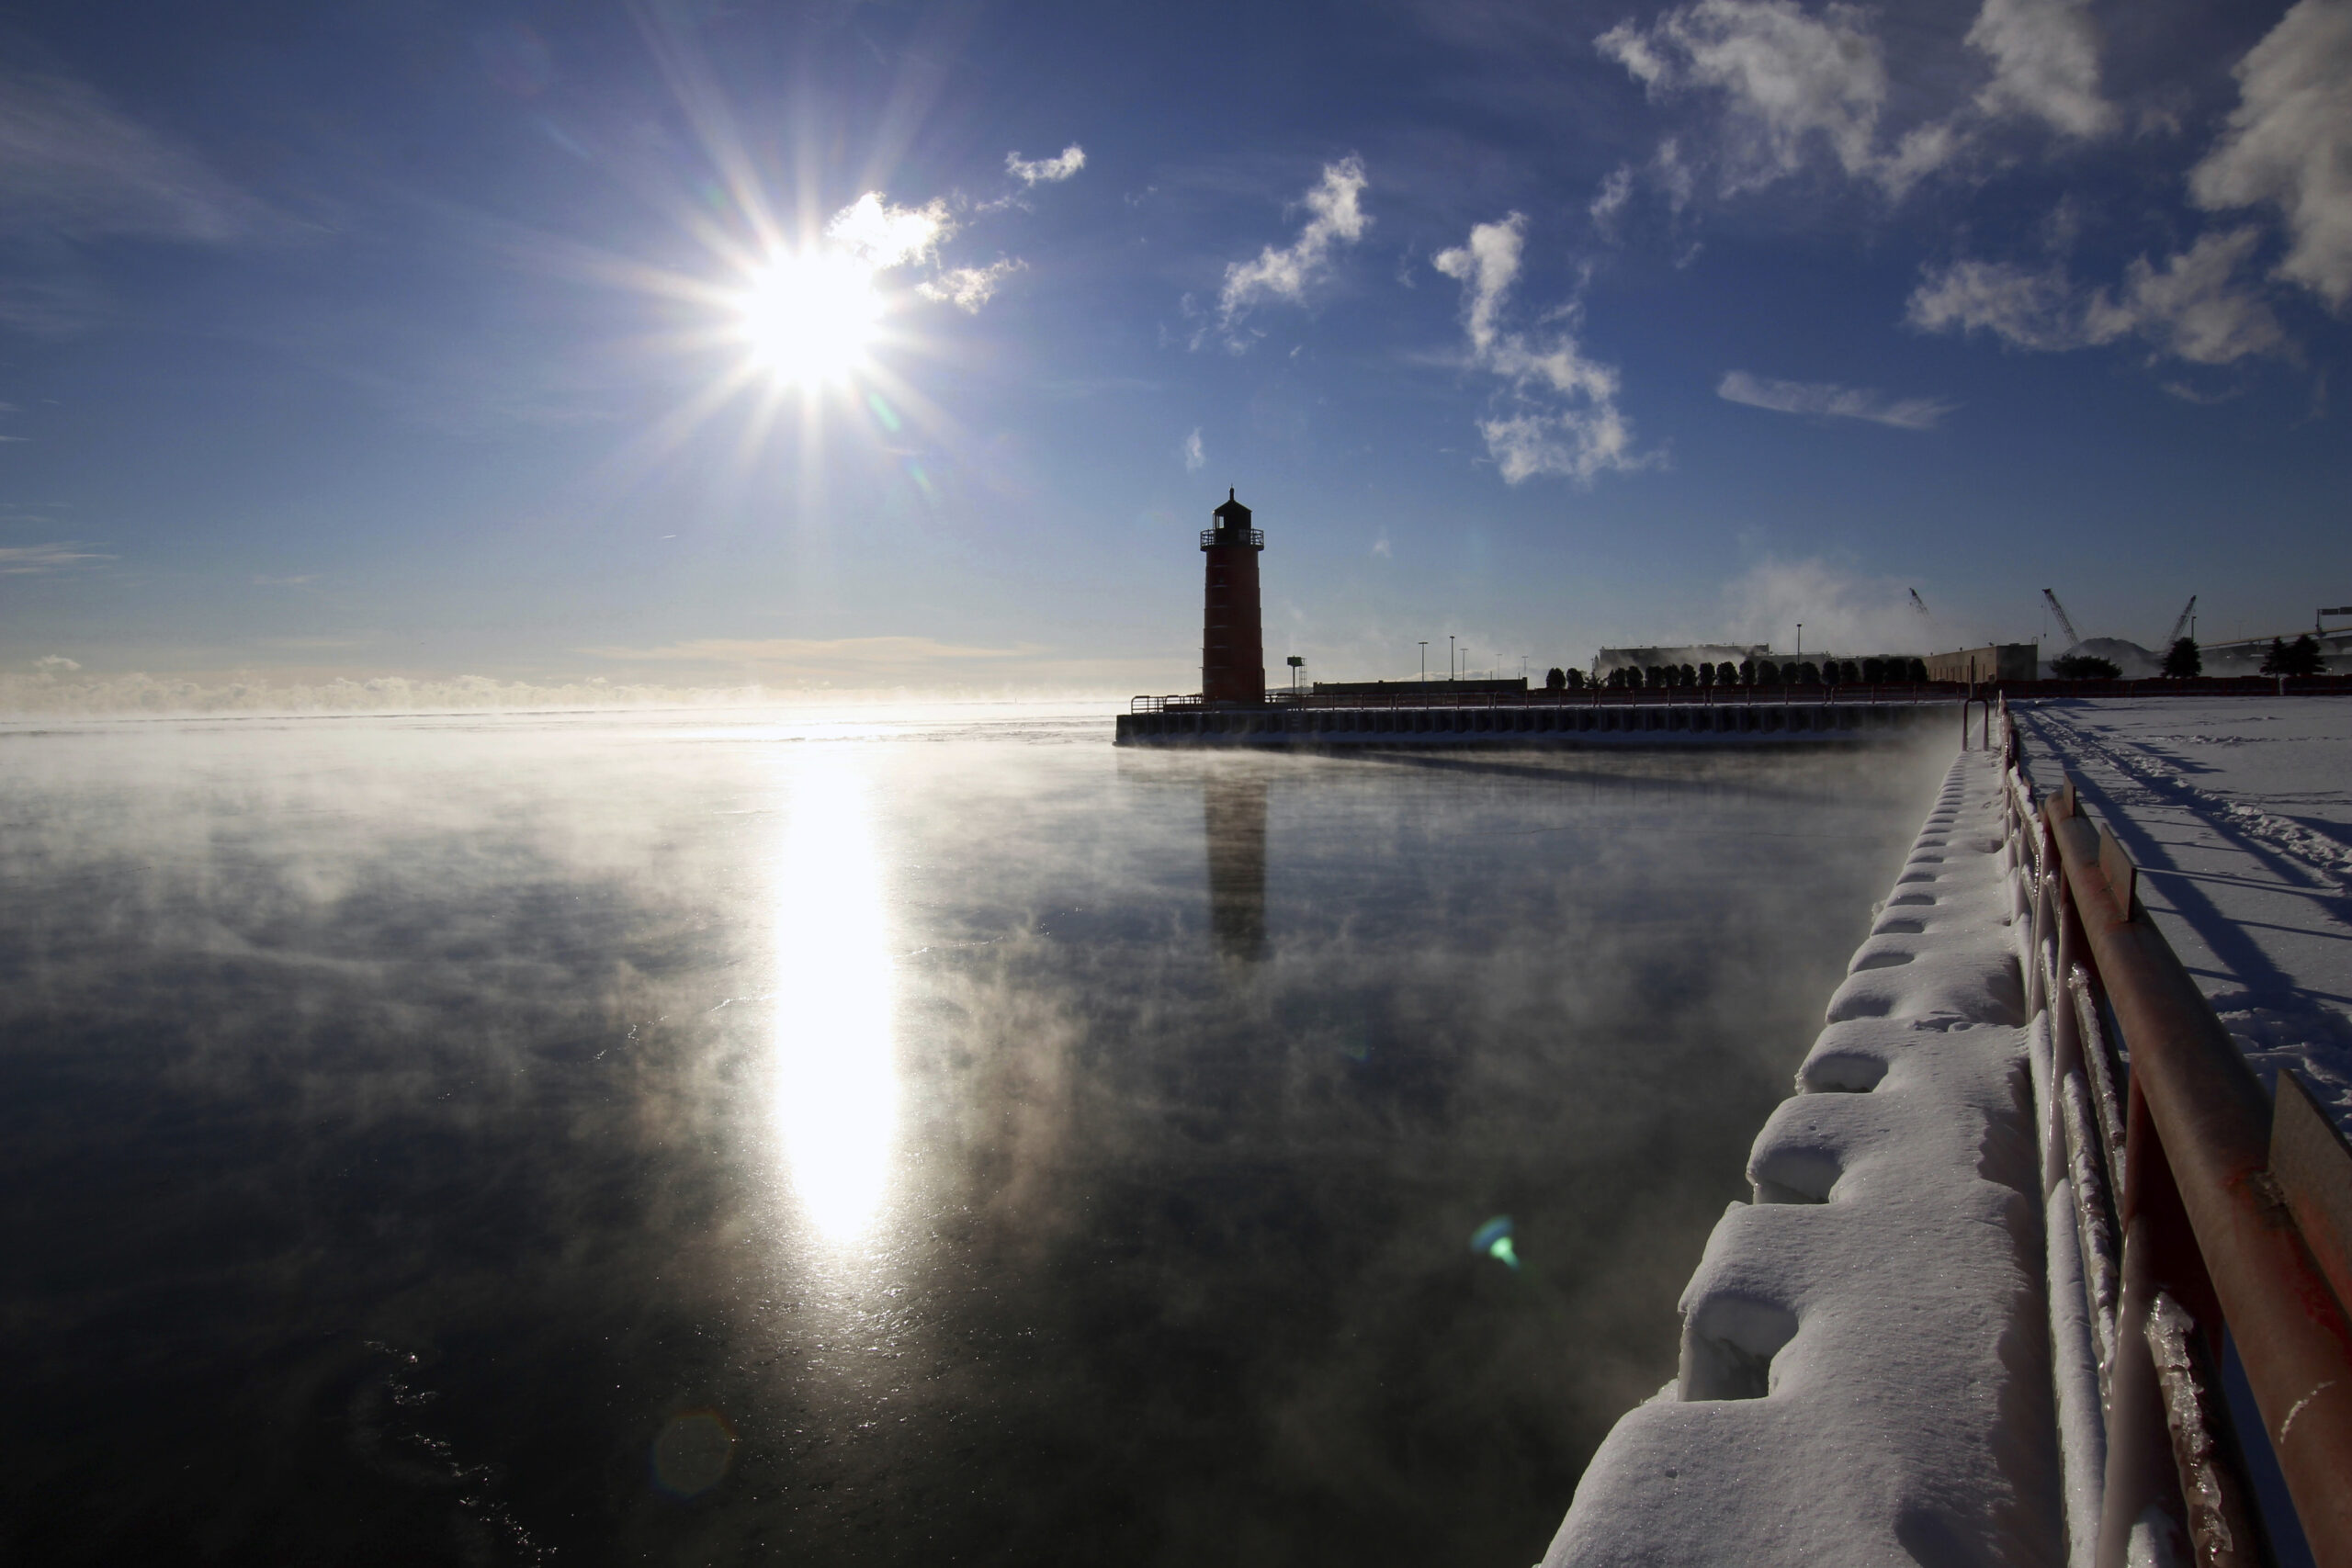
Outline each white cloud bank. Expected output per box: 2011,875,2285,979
1435,213,1651,483
1216,157,1370,330
1006,145,1086,186
1717,370,1954,429
1908,227,2285,365
2188,0,2352,310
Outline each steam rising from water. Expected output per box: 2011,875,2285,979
0,705,1950,1565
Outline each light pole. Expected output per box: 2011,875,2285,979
1419,642,1428,682
1449,635,1456,682
1796,623,1804,657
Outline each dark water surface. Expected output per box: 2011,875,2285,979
0,705,1949,1566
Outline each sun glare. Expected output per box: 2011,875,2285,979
735,250,882,388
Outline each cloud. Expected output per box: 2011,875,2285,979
0,64,265,243
2188,0,2352,310
825,193,952,270
1006,145,1086,186
1964,0,2117,138
1589,164,1634,238
34,654,78,671
1908,229,2284,365
1597,1,1901,193
1717,370,1955,428
1183,428,1205,471
1216,157,1371,329
1722,558,1940,654
1593,0,2117,204
1433,213,1653,484
0,542,111,574
916,257,1025,312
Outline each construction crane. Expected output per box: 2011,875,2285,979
2165,596,2197,647
1908,589,1930,617
2041,589,2083,649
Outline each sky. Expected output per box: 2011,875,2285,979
1,0,2347,699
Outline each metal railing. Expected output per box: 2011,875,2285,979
1992,694,2352,1568
1198,528,1264,548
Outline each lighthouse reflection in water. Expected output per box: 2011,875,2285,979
1204,771,1269,962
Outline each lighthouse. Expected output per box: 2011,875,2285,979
1200,489,1265,705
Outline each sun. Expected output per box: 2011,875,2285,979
733,250,883,389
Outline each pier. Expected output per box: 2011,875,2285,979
1116,688,1951,746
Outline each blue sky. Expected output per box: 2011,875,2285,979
2,0,2346,696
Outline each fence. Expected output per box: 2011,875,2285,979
1989,694,2352,1568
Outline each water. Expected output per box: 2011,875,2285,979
0,705,1950,1565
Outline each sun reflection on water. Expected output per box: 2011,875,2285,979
770,762,899,1242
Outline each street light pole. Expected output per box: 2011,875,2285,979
1449,635,1456,682
1419,642,1428,682
1796,623,1804,657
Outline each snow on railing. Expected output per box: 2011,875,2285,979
1995,694,2352,1568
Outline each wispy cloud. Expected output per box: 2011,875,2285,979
1215,157,1371,333
1183,428,1205,471
2188,0,2352,310
917,258,1025,312
1908,228,2285,366
34,653,78,671
0,63,268,244
1716,370,1955,429
1006,145,1086,186
0,541,112,574
1434,213,1653,484
1592,0,2118,206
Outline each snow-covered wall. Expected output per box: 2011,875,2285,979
1545,751,2065,1568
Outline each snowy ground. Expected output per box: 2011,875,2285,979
2011,698,2352,1137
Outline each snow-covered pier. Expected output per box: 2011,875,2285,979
1549,705,2352,1568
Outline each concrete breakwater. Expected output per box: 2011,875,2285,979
1115,696,1948,747
1545,750,2062,1567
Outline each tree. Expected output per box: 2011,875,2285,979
1862,658,1884,683
1822,659,1841,685
2052,654,2122,680
1907,659,1928,682
2267,634,2325,677
1737,659,1756,685
1697,661,1715,687
2161,638,2202,678
1839,660,1860,684
1716,661,1738,686
1798,661,1821,684
1756,660,1781,685
1545,666,1567,690
1680,663,1699,687
1565,668,1584,689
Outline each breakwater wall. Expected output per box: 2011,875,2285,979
1546,750,2064,1566
1114,696,1947,747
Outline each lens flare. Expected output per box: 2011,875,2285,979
1471,1215,1520,1270
734,250,882,388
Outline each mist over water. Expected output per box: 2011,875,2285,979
0,705,1950,1565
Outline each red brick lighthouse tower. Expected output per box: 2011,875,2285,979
1200,489,1265,705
